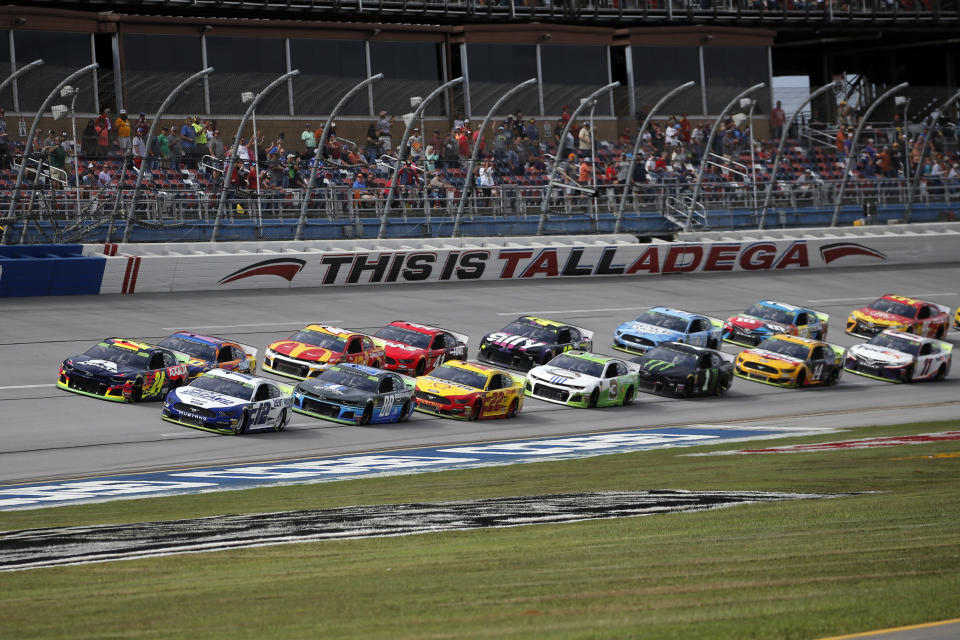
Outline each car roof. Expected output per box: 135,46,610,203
168,331,228,346
333,362,391,377
651,342,711,355
756,300,807,313
648,306,701,320
302,324,356,339
203,367,269,385
877,329,931,344
441,360,496,376
516,316,564,329
765,334,821,347
878,294,924,307
389,320,441,336
559,350,618,364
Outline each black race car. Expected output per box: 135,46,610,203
477,315,594,372
291,363,415,425
631,342,734,398
57,337,199,403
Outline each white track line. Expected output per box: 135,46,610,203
160,321,343,330
496,306,647,316
808,293,956,303
0,384,56,390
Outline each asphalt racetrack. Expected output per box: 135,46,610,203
1,262,958,486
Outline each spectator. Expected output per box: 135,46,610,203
428,128,443,152
493,126,508,160
770,101,786,140
578,122,592,157
114,109,132,152
47,135,66,188
95,108,112,143
134,112,149,134
95,117,110,158
407,127,424,161
97,164,112,188
578,157,593,184
132,128,147,169
167,125,182,171
442,130,460,170
180,117,196,163
423,144,439,172
352,172,376,202
364,118,380,162
679,113,692,143
81,119,98,159
193,117,208,158
560,104,571,125
525,118,539,142
208,129,225,159
377,110,392,155
302,123,316,153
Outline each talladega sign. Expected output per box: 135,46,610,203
97,237,928,294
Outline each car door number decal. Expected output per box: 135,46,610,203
920,359,932,376
146,371,165,396
252,403,271,425
812,363,824,380
486,392,506,413
608,380,618,399
380,394,395,417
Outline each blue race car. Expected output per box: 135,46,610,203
292,363,415,425
162,369,293,435
723,300,829,347
612,307,723,355
156,331,258,377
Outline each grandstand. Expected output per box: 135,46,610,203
0,1,957,242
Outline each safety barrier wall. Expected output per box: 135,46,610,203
0,245,106,297
76,223,960,296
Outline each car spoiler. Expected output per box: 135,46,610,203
813,311,829,323
935,339,953,354
716,350,735,364
934,303,952,316
569,323,594,342
828,343,846,359
396,373,418,390
707,316,726,330
237,343,258,360
274,382,296,397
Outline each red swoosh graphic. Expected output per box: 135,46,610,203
820,243,887,264
219,259,306,285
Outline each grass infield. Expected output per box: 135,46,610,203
1,420,959,639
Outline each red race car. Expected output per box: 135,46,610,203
846,295,951,340
263,325,385,381
372,321,468,377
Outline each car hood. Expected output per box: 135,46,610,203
483,331,548,352
726,314,787,334
65,355,142,379
371,337,424,358
297,380,371,405
417,377,479,396
634,358,695,378
743,349,805,366
851,308,910,325
173,387,244,409
528,365,597,386
269,341,339,362
617,321,682,341
848,344,912,366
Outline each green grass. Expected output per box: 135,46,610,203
2,420,960,639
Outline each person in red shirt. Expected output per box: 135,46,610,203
560,105,571,126
679,113,692,143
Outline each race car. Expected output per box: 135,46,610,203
846,295,951,339
956,306,960,330
292,363,415,425
734,334,844,388
723,300,828,347
157,330,257,377
632,342,735,398
262,325,385,380
57,338,196,403
414,360,524,420
612,306,722,355
844,330,952,383
162,369,292,435
524,351,640,408
372,321,468,376
477,316,593,371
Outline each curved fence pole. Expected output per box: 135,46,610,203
4,63,99,244
0,59,43,96
377,76,464,240
124,67,214,242
537,81,620,236
830,81,909,227
211,69,300,242
451,77,537,238
758,81,840,230
613,80,696,234
904,88,960,223
295,73,384,241
686,82,765,233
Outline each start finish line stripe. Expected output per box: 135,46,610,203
0,425,827,511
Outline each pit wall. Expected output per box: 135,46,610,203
1,223,958,297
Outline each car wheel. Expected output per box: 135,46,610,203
826,368,840,386
623,385,635,406
234,410,249,435
587,388,599,409
359,403,373,426
540,351,553,366
794,369,807,389
715,375,731,396
372,360,382,369
414,360,426,377
469,400,483,421
935,364,947,381
506,398,519,418
683,376,695,398
904,364,915,383
129,379,143,403
707,338,718,350
935,326,945,340
398,401,411,422
274,408,287,432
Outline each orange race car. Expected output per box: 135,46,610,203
262,325,385,381
414,360,524,420
846,295,950,339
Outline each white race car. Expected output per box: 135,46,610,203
162,368,293,434
844,329,952,383
525,351,641,408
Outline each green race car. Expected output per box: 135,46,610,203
523,351,640,408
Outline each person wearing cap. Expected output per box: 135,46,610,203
0,108,7,137
352,172,375,202
132,127,147,169
407,127,424,161
578,121,592,157
302,123,316,152
81,163,97,187
134,112,149,133
180,117,196,165
377,110,392,154
192,116,208,154
114,109,132,152
524,118,539,141
493,126,508,160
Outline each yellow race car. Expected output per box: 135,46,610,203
734,334,844,388
955,306,960,330
414,360,524,420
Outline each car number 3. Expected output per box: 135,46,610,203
608,380,618,399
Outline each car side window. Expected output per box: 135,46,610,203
217,347,233,363
615,362,628,376
487,375,502,391
431,335,444,350
569,329,581,342
813,346,828,360
689,319,702,333
795,313,808,325
254,385,270,401
161,351,177,367
557,329,571,344
267,384,281,399
148,353,165,370
348,338,363,354
711,354,723,367
378,377,394,393
603,363,618,378
920,343,933,356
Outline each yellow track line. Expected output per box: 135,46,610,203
819,618,960,639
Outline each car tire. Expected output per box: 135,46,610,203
904,364,915,383
623,385,635,406
399,401,411,422
935,326,945,340
587,388,599,409
794,369,807,389
683,376,695,398
274,408,287,432
707,338,718,350
235,410,249,435
506,398,519,418
372,360,382,369
935,364,947,381
469,400,482,421
359,403,373,426
414,360,426,377
129,380,143,403
715,375,731,396
540,351,553,366
826,368,840,386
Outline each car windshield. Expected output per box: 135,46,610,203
375,325,432,349
499,321,558,343
744,304,794,325
634,310,688,332
642,348,698,368
869,334,921,355
82,343,150,369
190,375,253,400
867,298,917,319
757,338,810,360
428,365,487,390
288,329,347,352
157,336,217,361
316,368,380,392
546,354,604,377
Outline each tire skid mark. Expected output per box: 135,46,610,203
0,490,857,572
